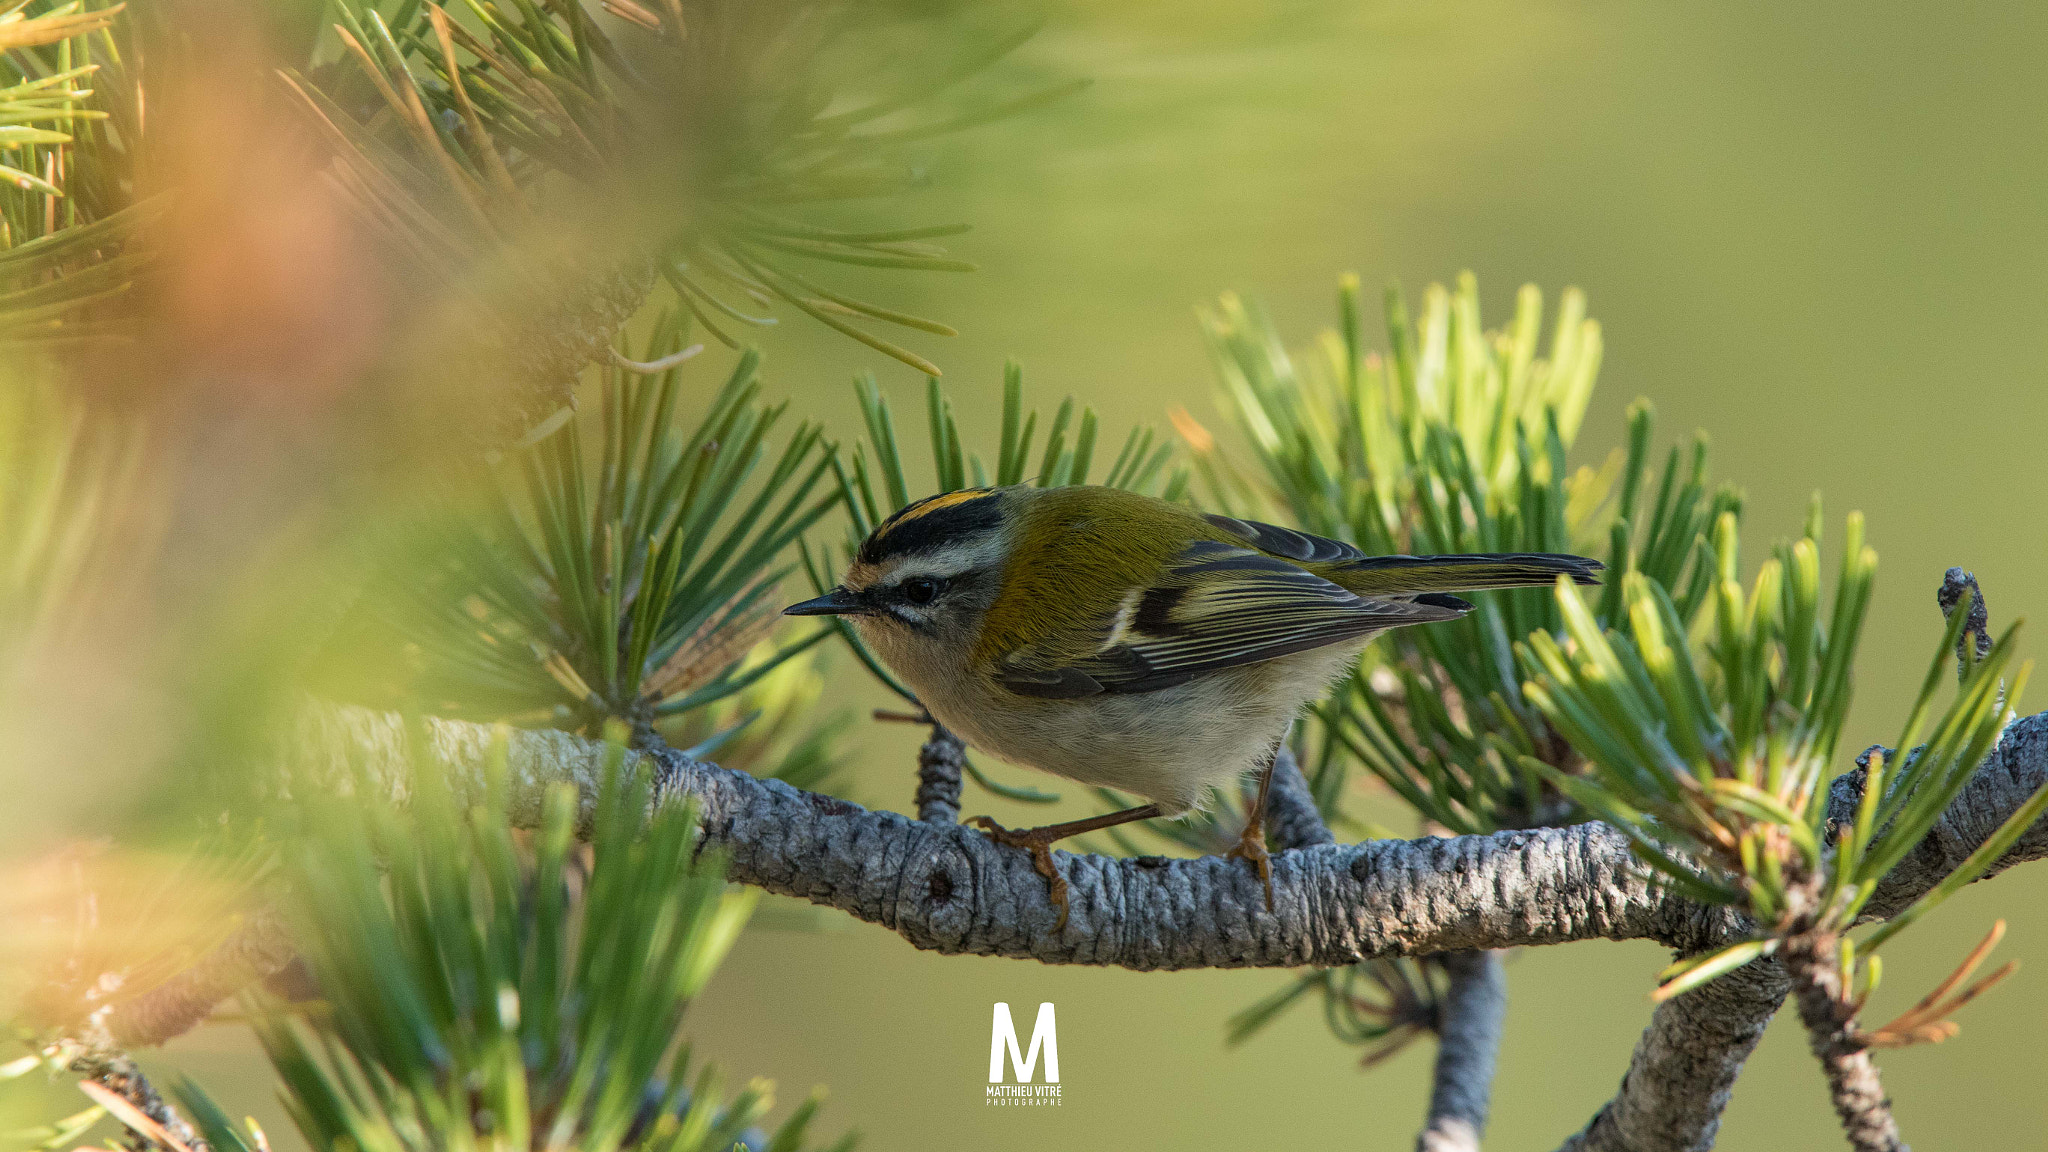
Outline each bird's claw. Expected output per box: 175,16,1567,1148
1227,818,1275,912
968,815,1071,931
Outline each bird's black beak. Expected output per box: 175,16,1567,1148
783,586,864,617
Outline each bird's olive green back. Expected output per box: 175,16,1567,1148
972,487,1222,666
966,486,1597,671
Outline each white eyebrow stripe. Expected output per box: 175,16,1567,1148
868,535,1006,586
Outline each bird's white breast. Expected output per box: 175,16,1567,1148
863,620,1373,815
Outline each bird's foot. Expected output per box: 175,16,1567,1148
968,815,1071,931
1226,815,1275,912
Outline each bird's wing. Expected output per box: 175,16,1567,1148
1201,513,1366,563
995,540,1469,698
1203,513,1604,592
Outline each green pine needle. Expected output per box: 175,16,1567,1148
307,0,1079,377
342,324,840,743
1203,273,1735,835
0,2,149,347
174,732,849,1152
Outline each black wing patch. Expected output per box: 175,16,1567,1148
1203,513,1365,564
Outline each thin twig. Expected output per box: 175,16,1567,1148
1938,567,1992,680
1557,954,1786,1152
61,1021,207,1152
1781,933,1904,1152
1263,744,1335,849
1417,950,1506,1152
105,910,296,1047
915,724,965,825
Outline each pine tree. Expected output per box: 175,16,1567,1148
3,6,2046,1152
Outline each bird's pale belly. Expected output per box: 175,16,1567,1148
894,640,1371,816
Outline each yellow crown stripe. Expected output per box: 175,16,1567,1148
891,488,995,525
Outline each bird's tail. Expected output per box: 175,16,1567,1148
1335,552,1604,599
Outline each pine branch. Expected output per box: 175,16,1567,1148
1563,732,2037,1152
262,698,2048,1152
101,912,296,1049
58,1021,207,1152
915,722,966,825
1417,950,1506,1152
1781,934,1904,1152
1554,566,2039,1152
97,695,2048,1152
44,692,2040,1152
0,3,152,347
160,732,850,1152
295,0,1068,417
337,337,845,767
1555,956,1787,1152
62,574,2039,1152
275,702,2048,974
1264,744,1335,850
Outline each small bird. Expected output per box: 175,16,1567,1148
786,485,1600,927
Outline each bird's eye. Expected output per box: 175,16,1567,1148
902,577,945,605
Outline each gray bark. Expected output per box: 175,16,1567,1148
1417,950,1506,1152
251,703,2048,1152
1265,746,1335,849
1557,957,1788,1152
1266,749,1508,1152
294,703,1734,965
914,724,966,825
287,706,2048,969
1781,934,1905,1152
1854,711,2048,919
1557,715,2048,1152
65,1022,209,1152
106,908,295,1047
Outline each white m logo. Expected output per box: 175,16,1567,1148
988,1002,1059,1084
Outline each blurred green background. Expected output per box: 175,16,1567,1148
152,1,2048,1149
